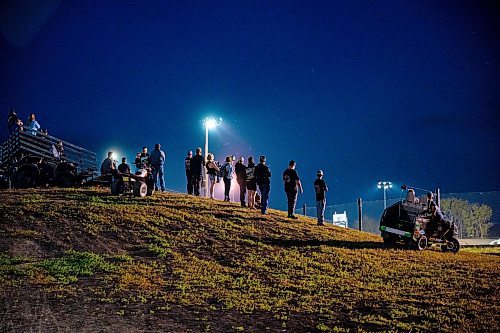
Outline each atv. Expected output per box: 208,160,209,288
379,185,460,253
110,168,155,197
413,215,460,253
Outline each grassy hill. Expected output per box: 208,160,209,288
0,189,498,332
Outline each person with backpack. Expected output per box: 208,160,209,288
245,156,257,209
254,155,271,214
235,156,247,207
221,156,234,202
206,153,220,199
314,170,328,226
282,160,303,219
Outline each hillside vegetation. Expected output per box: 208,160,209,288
0,189,498,332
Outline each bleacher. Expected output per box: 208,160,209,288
0,128,97,176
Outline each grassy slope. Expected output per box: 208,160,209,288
0,188,498,333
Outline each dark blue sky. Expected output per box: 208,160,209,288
1,0,499,209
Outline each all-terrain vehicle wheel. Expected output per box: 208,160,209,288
417,236,428,251
56,170,76,187
111,179,124,195
16,165,39,188
444,237,460,254
133,181,147,197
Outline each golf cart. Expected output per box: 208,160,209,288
379,185,460,253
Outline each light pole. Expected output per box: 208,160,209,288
377,181,392,209
203,117,221,197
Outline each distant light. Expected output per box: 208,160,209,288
205,117,218,130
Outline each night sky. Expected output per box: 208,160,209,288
1,0,499,210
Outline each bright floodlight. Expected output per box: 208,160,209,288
205,118,218,130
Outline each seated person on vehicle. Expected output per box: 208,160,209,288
425,193,449,236
404,188,420,205
118,157,131,174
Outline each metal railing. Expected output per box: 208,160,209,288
1,128,97,175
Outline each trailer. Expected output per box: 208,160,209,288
0,128,97,188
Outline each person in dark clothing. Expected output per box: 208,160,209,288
235,156,247,206
254,155,271,214
185,150,193,195
139,147,150,168
425,192,448,236
221,156,234,202
190,147,205,196
133,152,141,171
150,143,166,192
7,108,23,134
100,151,116,180
314,170,328,226
245,156,257,209
118,157,131,174
282,160,303,219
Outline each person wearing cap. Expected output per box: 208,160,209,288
254,155,272,214
118,157,131,174
185,150,193,195
282,160,303,219
235,156,247,206
314,170,329,226
150,143,166,192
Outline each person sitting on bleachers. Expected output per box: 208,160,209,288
26,113,41,135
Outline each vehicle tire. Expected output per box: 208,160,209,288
448,237,460,254
111,179,124,195
16,165,39,188
417,236,428,251
56,170,76,188
133,181,147,197
382,235,395,248
146,184,155,196
146,176,155,196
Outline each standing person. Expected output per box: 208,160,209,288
221,156,234,202
314,170,328,226
254,155,271,214
150,143,166,192
235,157,247,206
139,147,150,168
100,151,116,176
26,113,41,135
118,157,131,174
282,160,303,219
206,153,220,199
134,152,142,171
190,147,205,196
185,151,193,195
245,156,257,209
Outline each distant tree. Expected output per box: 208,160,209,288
440,198,493,238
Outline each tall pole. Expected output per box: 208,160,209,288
383,186,387,209
204,124,209,198
357,198,363,231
